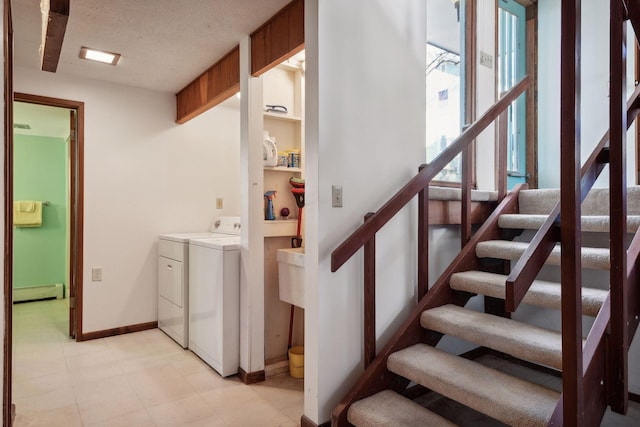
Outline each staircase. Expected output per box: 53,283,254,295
344,186,638,426
330,3,640,419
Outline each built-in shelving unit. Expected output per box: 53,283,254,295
259,53,306,365
262,59,305,238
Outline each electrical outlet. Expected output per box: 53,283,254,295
332,185,343,208
480,51,493,69
216,198,223,209
92,267,103,282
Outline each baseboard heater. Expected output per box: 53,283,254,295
13,283,64,303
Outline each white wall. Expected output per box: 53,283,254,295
538,0,636,188
14,66,241,333
475,0,497,190
305,0,426,423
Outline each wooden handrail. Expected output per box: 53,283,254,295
505,82,640,313
331,75,531,272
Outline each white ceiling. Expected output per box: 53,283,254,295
13,0,291,93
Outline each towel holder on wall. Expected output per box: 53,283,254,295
43,201,51,206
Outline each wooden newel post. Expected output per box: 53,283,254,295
363,212,376,368
560,0,584,423
609,0,629,413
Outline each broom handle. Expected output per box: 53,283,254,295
296,207,303,238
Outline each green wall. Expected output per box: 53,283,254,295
13,134,68,289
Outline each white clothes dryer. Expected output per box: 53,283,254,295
188,236,240,376
158,217,240,348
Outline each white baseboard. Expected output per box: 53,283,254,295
13,283,64,302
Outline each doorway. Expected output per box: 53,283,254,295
13,93,84,339
5,93,84,422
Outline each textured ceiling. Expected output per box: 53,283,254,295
13,0,291,93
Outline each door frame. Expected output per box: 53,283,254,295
495,0,538,189
3,0,14,424
4,93,84,424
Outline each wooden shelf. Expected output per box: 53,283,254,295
264,111,302,122
264,219,299,237
264,166,302,173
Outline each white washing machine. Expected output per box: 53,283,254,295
188,235,240,377
158,217,240,348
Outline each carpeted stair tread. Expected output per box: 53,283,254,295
421,304,565,369
450,271,607,316
518,186,640,216
428,186,498,202
498,214,640,233
476,240,610,270
347,390,457,427
388,344,559,426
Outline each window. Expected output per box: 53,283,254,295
426,44,462,182
426,0,469,185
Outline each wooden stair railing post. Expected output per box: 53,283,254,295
461,146,472,246
363,212,376,368
560,0,584,424
418,165,429,300
497,109,508,201
609,0,629,413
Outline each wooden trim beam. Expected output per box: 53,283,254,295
250,0,304,77
175,46,240,124
41,0,70,73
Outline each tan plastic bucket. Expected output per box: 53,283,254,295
288,346,304,378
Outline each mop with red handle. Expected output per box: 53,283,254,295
288,177,305,352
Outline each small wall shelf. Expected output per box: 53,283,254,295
264,111,302,123
264,166,302,173
264,219,299,237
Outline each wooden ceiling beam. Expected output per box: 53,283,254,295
175,46,240,124
250,0,304,77
41,0,70,73
175,0,304,124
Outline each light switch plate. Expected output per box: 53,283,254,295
480,51,493,69
332,185,343,208
92,267,102,282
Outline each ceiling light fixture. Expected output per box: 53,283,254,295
79,47,121,65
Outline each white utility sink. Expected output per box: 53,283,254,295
277,247,305,308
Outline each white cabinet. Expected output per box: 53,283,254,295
157,239,189,348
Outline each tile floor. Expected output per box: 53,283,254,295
11,299,304,427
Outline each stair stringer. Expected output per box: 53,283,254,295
331,184,528,427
